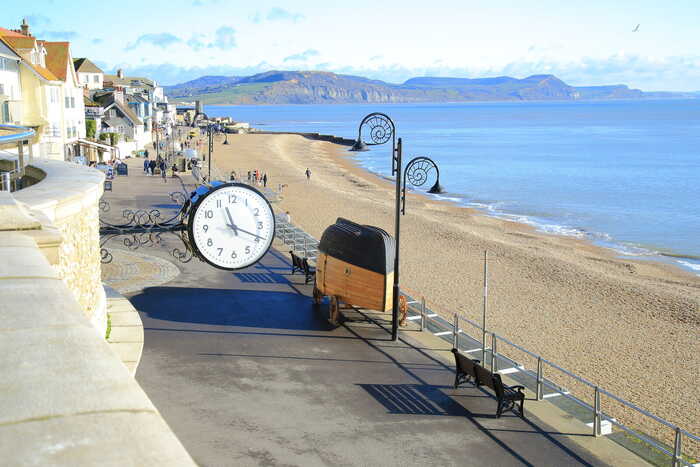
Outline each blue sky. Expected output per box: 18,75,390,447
3,0,700,90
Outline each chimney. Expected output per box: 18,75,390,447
117,69,124,79
20,18,30,36
114,89,124,105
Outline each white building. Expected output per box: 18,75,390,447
73,57,104,90
0,36,22,125
0,20,85,160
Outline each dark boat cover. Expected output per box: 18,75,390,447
319,218,395,274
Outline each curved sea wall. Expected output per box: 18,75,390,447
8,158,107,332
0,157,194,464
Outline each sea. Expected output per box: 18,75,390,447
205,100,700,276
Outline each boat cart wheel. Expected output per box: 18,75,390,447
312,284,323,305
399,295,408,327
329,296,340,325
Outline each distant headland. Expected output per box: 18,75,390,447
164,70,699,105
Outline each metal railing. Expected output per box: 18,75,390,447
0,124,36,192
400,290,699,467
273,214,319,261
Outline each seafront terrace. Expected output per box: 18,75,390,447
0,147,694,465
98,157,652,465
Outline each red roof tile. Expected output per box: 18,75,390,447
44,41,70,81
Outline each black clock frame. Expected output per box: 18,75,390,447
186,182,277,271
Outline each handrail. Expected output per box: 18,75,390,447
0,124,35,144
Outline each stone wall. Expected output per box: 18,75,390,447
8,157,107,334
0,161,195,465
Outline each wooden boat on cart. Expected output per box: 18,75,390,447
313,218,407,324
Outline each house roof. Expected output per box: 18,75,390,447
84,95,101,107
74,57,103,74
0,35,59,81
100,94,143,126
102,116,130,129
43,41,71,81
104,74,155,89
0,27,27,38
1,35,36,50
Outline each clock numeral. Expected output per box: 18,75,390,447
253,208,259,216
216,199,222,208
205,210,213,219
245,246,251,255
245,198,248,206
207,238,213,247
231,251,237,259
217,248,223,256
257,222,263,229
229,195,237,203
203,225,209,232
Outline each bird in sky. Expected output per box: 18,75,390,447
632,24,640,32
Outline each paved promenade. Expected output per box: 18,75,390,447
101,157,646,466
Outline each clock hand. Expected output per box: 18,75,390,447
234,226,265,241
224,207,238,236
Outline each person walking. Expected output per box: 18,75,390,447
262,173,268,187
160,160,167,183
305,168,311,181
143,157,149,175
148,159,156,176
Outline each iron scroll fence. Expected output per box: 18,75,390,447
256,182,698,466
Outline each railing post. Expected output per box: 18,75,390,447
491,333,497,372
594,386,601,437
536,357,543,400
673,427,682,467
453,313,459,348
419,296,425,332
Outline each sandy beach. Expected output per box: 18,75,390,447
208,132,699,449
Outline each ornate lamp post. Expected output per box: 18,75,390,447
351,113,444,341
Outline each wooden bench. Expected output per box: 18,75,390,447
452,348,480,388
289,251,315,284
474,363,526,418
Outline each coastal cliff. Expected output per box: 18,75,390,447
164,70,686,105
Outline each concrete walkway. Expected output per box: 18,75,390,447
101,156,647,466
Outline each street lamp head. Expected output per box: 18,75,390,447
428,180,445,194
349,139,369,152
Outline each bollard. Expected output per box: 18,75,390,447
491,333,497,372
594,386,601,437
536,357,543,400
420,296,425,332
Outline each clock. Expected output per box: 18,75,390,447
187,183,276,270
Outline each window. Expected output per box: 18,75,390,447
0,84,4,96
48,87,58,104
0,57,6,71
70,97,75,108
65,96,70,108
93,75,99,83
1,101,9,124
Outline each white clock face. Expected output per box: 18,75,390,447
190,184,275,270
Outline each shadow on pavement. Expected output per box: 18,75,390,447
130,286,332,331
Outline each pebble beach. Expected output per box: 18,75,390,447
211,132,699,451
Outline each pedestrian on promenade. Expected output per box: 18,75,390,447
143,158,149,174
305,168,311,181
148,159,156,176
160,160,167,183
262,173,268,187
247,170,251,182
144,149,149,159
